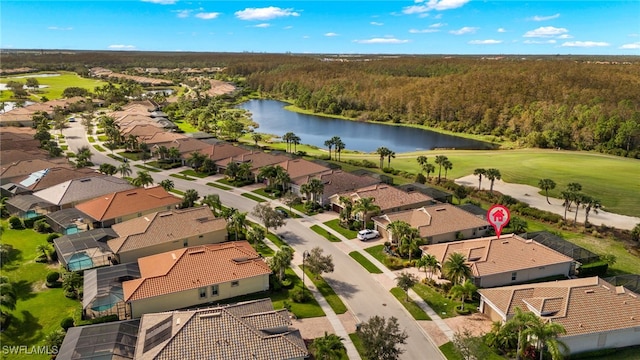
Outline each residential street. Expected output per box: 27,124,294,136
63,121,446,359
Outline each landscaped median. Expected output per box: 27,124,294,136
349,251,382,274
302,267,348,315
207,181,232,190
310,225,341,242
240,192,267,203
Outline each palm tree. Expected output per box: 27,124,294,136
269,246,293,281
424,163,435,180
291,134,301,153
132,171,154,187
229,211,248,241
324,138,335,160
443,159,453,179
420,254,441,280
399,227,421,262
485,168,502,194
75,146,93,168
505,307,539,360
181,189,199,208
474,168,486,190
583,196,601,228
434,155,448,183
561,190,574,222
417,155,428,173
573,192,585,226
201,194,221,216
274,166,291,193
334,137,345,161
187,151,206,170
159,179,174,192
258,165,278,190
0,276,16,327
167,147,181,164
312,332,346,360
442,252,472,285
508,216,528,234
386,150,396,168
246,224,266,246
338,195,354,225
237,162,253,183
353,197,380,230
118,161,132,178
99,163,117,175
155,145,169,161
538,178,556,204
125,134,139,152
449,279,477,311
303,178,324,205
36,244,52,262
386,220,411,245
283,132,295,153
523,317,568,360
376,147,390,169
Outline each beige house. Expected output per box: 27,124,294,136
291,169,381,206
478,277,640,355
329,184,435,221
75,186,181,228
135,298,308,360
372,204,490,244
421,234,577,288
108,207,227,264
123,241,271,318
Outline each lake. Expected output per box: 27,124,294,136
239,99,494,153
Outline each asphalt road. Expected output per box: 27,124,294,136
63,121,445,359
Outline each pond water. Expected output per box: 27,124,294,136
239,99,493,153
8,73,61,78
1,101,36,113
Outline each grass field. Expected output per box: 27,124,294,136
0,71,107,102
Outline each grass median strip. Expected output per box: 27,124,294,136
310,225,342,242
241,192,267,202
349,251,383,274
134,164,161,172
169,189,185,196
390,287,431,320
169,173,195,181
93,144,105,152
302,268,348,315
207,182,232,190
265,232,285,248
180,169,208,178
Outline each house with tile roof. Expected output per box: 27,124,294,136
16,167,100,192
372,204,490,244
215,151,290,177
107,207,227,264
33,176,135,209
120,124,165,139
0,97,86,127
1,149,48,164
291,169,381,206
75,186,182,228
421,234,577,288
329,183,435,221
195,142,251,162
123,241,271,318
5,193,57,218
0,127,43,152
134,298,308,360
0,158,70,185
270,158,329,182
478,277,640,355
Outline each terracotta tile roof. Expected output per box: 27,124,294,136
292,170,381,195
156,138,210,155
196,143,252,161
333,184,434,212
19,167,100,191
75,186,181,222
479,277,640,336
1,159,71,181
215,151,290,170
0,149,49,164
114,114,161,129
144,132,187,145
0,128,42,150
123,241,272,302
136,299,308,360
272,158,329,179
421,234,575,277
120,124,164,138
373,204,489,238
108,207,226,253
34,176,135,207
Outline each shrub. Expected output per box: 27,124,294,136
87,314,119,325
383,256,405,270
33,219,51,233
415,173,427,184
8,216,23,229
281,278,293,289
46,271,61,286
577,261,608,277
290,287,312,303
47,233,61,243
60,317,75,331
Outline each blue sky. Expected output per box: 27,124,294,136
2,1,639,55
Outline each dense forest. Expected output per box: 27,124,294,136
2,51,639,156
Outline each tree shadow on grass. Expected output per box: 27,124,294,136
0,310,43,346
324,278,359,300
12,280,37,301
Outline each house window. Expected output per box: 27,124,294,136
199,287,206,299
511,272,517,281
211,285,219,296
183,240,188,247
231,281,239,287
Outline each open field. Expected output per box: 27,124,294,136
0,71,107,101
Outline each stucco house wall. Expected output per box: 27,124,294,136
478,261,573,288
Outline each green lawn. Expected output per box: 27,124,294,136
323,219,358,239
349,251,383,274
241,192,267,203
207,182,232,191
390,288,431,320
412,283,477,319
572,346,640,360
169,173,195,181
275,206,301,219
302,268,347,314
252,188,277,199
0,222,82,360
134,164,161,173
92,144,105,152
87,136,95,143
0,71,107,101
173,120,198,133
310,225,342,243
169,189,185,196
265,232,286,248
364,244,387,264
349,333,368,360
179,169,209,178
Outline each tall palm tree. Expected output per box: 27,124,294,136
187,151,206,170
202,194,221,216
417,155,428,173
303,178,325,205
155,145,169,161
449,279,477,311
399,227,421,262
583,196,601,228
269,246,293,281
237,162,253,182
505,307,539,360
324,138,334,160
312,332,346,360
424,163,435,180
376,147,390,169
443,159,453,179
561,190,574,222
334,137,345,161
386,150,396,168
167,147,181,163
573,192,585,226
132,171,154,187
274,166,291,193
485,168,502,194
258,165,277,190
474,168,486,190
386,220,411,245
291,134,301,153
434,155,448,183
229,211,248,241
283,132,295,153
118,161,132,178
353,197,380,230
538,178,556,204
338,195,354,224
181,189,199,208
523,316,568,360
442,252,472,285
159,179,174,192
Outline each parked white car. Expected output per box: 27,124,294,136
357,229,379,241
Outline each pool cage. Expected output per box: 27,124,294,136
604,274,640,294
521,231,600,265
83,263,140,320
54,228,118,272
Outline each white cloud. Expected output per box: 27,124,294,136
430,22,446,28
284,26,293,30
561,41,610,47
409,28,440,33
523,26,568,38
108,44,136,50
174,10,190,18
253,23,271,28
235,7,299,21
523,39,556,44
370,21,384,26
195,12,220,20
620,42,640,49
48,26,73,31
468,39,502,44
557,34,573,39
531,13,560,21
141,0,176,4
325,32,339,37
354,37,410,44
497,28,506,33
403,0,470,14
449,26,478,35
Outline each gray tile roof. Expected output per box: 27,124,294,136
33,176,135,206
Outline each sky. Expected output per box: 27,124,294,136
1,1,639,55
